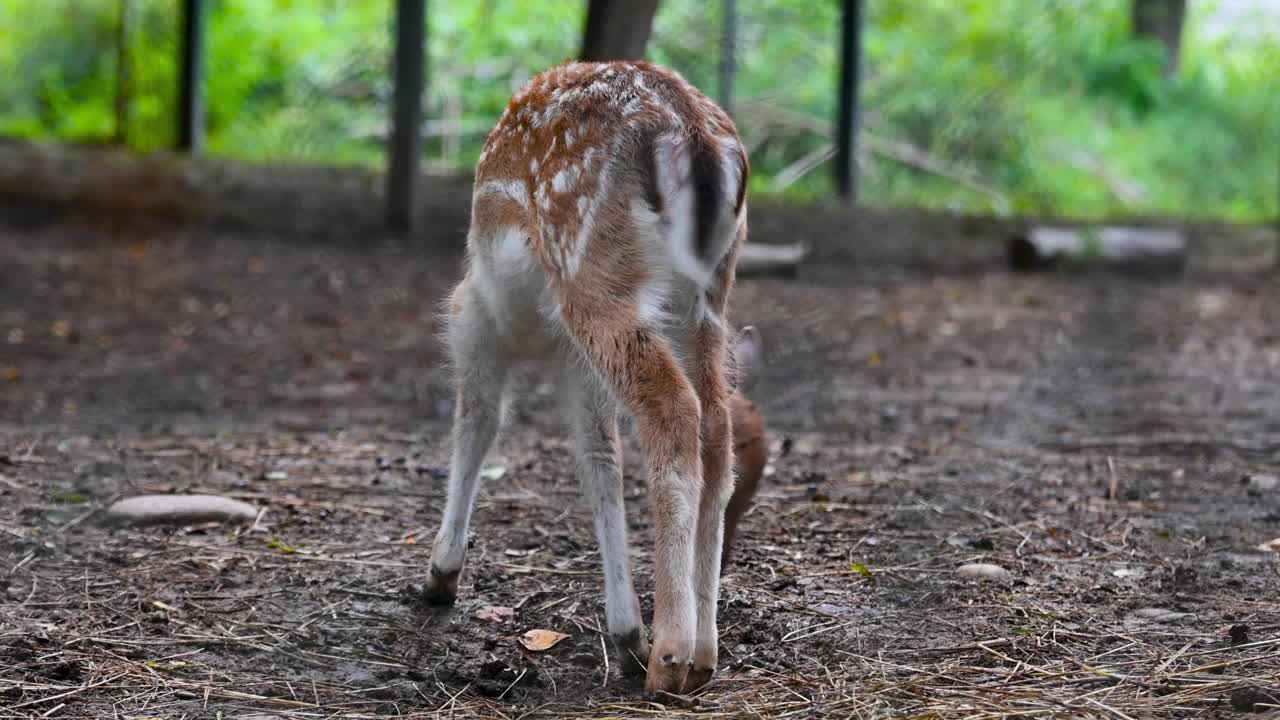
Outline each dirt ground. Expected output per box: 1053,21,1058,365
2,159,1280,718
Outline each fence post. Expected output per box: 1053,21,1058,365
115,0,133,146
834,0,863,201
387,0,427,230
177,0,206,153
718,0,736,116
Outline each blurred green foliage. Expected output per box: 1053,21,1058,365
0,0,1276,221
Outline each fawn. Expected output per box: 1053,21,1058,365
424,60,749,696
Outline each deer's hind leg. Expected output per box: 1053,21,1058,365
683,313,736,693
424,276,509,604
559,301,702,696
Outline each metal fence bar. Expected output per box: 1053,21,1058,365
719,0,737,116
177,0,206,153
387,0,427,230
834,0,863,201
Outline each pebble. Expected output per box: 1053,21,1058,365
1245,474,1278,495
1126,607,1191,623
956,563,1011,581
102,495,259,527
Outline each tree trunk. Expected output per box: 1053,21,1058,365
1132,0,1186,77
580,0,661,62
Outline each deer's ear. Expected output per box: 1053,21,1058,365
732,325,763,393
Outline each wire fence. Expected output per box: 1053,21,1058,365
0,0,1277,223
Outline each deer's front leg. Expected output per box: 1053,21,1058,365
570,376,649,677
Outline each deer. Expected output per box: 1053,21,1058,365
423,60,750,696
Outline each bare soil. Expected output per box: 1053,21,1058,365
1,153,1279,718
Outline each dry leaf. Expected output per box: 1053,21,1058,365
1258,538,1280,553
519,629,570,651
475,606,515,624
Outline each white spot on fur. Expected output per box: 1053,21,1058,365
475,179,529,211
576,195,588,215
564,128,576,147
566,136,622,278
552,165,578,194
530,158,540,175
622,97,644,116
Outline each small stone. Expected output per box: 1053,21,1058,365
102,495,259,527
956,563,1011,581
1126,607,1191,623
1245,474,1279,495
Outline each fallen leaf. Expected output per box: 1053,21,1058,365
1258,538,1280,553
867,352,882,367
849,561,875,582
480,466,507,481
475,606,515,624
519,629,570,651
2,367,19,381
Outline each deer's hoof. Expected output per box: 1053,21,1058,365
423,566,459,606
612,628,650,678
644,646,692,698
682,665,715,694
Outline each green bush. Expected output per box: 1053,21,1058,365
0,0,1275,222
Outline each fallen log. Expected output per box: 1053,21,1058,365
103,494,259,527
1009,226,1186,275
737,241,808,277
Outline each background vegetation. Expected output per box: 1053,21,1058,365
0,0,1276,221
